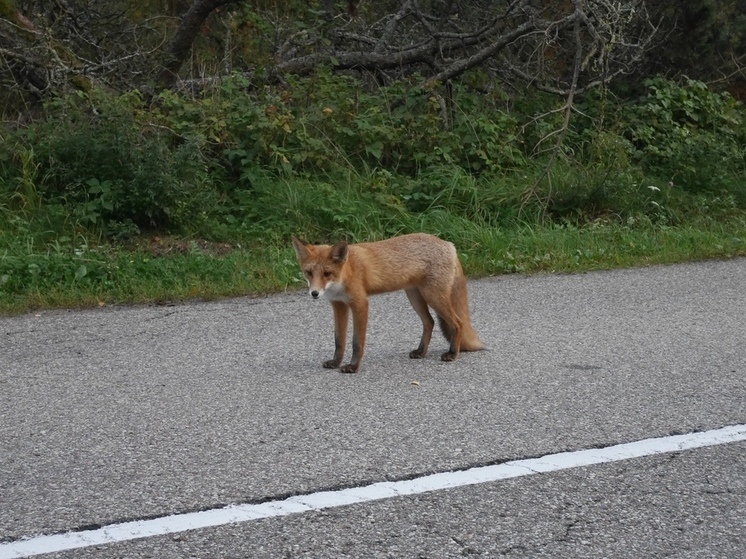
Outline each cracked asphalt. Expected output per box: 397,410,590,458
1,258,745,557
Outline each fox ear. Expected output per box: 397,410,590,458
331,241,348,263
291,236,311,261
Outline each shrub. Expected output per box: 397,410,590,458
10,90,218,236
624,78,746,200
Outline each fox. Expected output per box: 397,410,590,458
291,233,485,373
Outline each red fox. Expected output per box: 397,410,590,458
291,233,485,373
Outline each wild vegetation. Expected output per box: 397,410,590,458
1,1,745,314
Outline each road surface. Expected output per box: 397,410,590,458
1,258,745,558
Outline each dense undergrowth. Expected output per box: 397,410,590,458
1,74,745,314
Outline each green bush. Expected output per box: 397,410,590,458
5,91,219,237
148,72,533,235
2,72,746,250
155,72,524,179
624,78,746,199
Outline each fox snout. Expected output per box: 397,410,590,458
310,289,322,299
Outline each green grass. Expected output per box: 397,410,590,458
2,217,744,316
2,77,745,314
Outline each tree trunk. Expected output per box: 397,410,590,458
157,0,244,90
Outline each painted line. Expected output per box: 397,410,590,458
2,423,746,559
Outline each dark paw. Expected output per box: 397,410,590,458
440,351,457,362
409,349,426,359
323,359,341,369
340,363,359,374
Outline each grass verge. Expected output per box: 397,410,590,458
2,219,744,316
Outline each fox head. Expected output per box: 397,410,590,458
291,236,349,300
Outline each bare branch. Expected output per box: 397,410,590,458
0,0,661,106
0,45,43,67
374,0,414,54
157,0,246,90
522,0,586,217
423,13,577,88
267,0,657,100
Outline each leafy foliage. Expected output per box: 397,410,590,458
2,74,746,312
624,78,745,198
643,0,746,82
2,75,745,244
3,91,219,237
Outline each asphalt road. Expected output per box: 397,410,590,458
1,258,745,558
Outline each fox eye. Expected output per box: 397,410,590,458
305,270,313,277
323,271,332,278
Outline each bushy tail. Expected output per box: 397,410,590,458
437,269,485,352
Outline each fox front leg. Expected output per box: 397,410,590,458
340,298,368,374
324,302,349,369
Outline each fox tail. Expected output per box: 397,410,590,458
437,270,485,352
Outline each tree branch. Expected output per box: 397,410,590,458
157,0,245,90
423,13,576,88
522,0,585,218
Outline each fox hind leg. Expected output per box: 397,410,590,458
438,310,462,362
405,287,434,359
420,285,462,362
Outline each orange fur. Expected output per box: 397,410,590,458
292,233,485,373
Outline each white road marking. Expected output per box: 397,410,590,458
2,423,746,559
